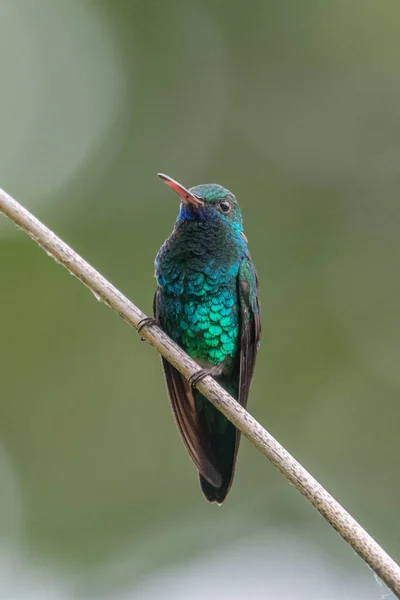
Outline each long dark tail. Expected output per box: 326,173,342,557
195,389,240,504
159,345,241,503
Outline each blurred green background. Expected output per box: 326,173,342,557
1,1,399,598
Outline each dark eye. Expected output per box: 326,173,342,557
219,200,231,213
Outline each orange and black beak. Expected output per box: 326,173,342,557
158,173,204,208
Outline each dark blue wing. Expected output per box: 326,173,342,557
238,256,261,410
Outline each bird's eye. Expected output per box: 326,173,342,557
219,200,231,213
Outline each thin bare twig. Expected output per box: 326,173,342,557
0,186,399,598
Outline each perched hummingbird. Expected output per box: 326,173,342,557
142,174,261,503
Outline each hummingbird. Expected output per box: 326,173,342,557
140,174,261,503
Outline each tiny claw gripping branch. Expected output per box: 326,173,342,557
137,317,159,340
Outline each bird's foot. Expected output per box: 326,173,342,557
188,365,223,389
137,317,159,341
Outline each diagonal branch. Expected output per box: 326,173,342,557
0,186,399,598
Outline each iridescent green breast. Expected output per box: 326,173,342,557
155,209,245,366
177,289,238,365
159,278,239,366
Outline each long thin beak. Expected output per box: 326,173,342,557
158,173,204,207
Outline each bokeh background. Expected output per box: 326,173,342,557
1,1,399,598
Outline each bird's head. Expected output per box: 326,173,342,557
158,173,244,236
